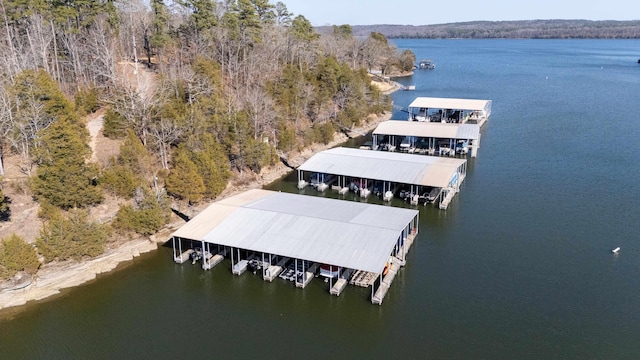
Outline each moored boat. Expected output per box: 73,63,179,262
418,59,435,69
319,264,339,278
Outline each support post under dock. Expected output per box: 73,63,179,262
372,261,401,305
439,188,456,210
295,263,318,288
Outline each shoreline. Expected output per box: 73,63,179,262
0,107,397,313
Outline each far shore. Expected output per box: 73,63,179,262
0,85,401,313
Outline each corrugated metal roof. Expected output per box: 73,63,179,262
171,189,418,273
373,120,480,140
408,97,491,112
298,147,466,188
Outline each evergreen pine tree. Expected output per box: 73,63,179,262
32,119,103,209
0,234,40,281
0,187,8,221
189,134,231,199
36,209,109,261
165,146,205,204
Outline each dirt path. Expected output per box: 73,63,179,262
87,111,105,162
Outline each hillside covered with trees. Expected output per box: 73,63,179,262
0,0,415,282
331,20,640,39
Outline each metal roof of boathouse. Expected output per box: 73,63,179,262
373,120,480,140
408,97,492,112
298,147,466,189
172,189,418,273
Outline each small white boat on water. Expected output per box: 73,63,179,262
612,247,620,254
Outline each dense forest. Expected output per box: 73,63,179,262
333,20,640,39
0,0,416,281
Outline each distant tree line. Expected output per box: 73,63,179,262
0,0,412,278
327,20,640,39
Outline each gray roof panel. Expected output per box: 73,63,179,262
408,97,492,112
172,189,418,273
373,120,480,140
298,147,466,188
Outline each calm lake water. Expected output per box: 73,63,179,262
2,39,640,359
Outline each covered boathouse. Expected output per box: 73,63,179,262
171,189,419,305
407,97,492,127
371,120,481,157
297,147,467,210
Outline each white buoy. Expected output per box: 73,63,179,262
612,247,620,254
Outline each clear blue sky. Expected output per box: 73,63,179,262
281,0,640,26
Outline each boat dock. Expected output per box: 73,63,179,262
372,120,481,158
407,97,492,127
170,189,419,305
297,147,467,210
